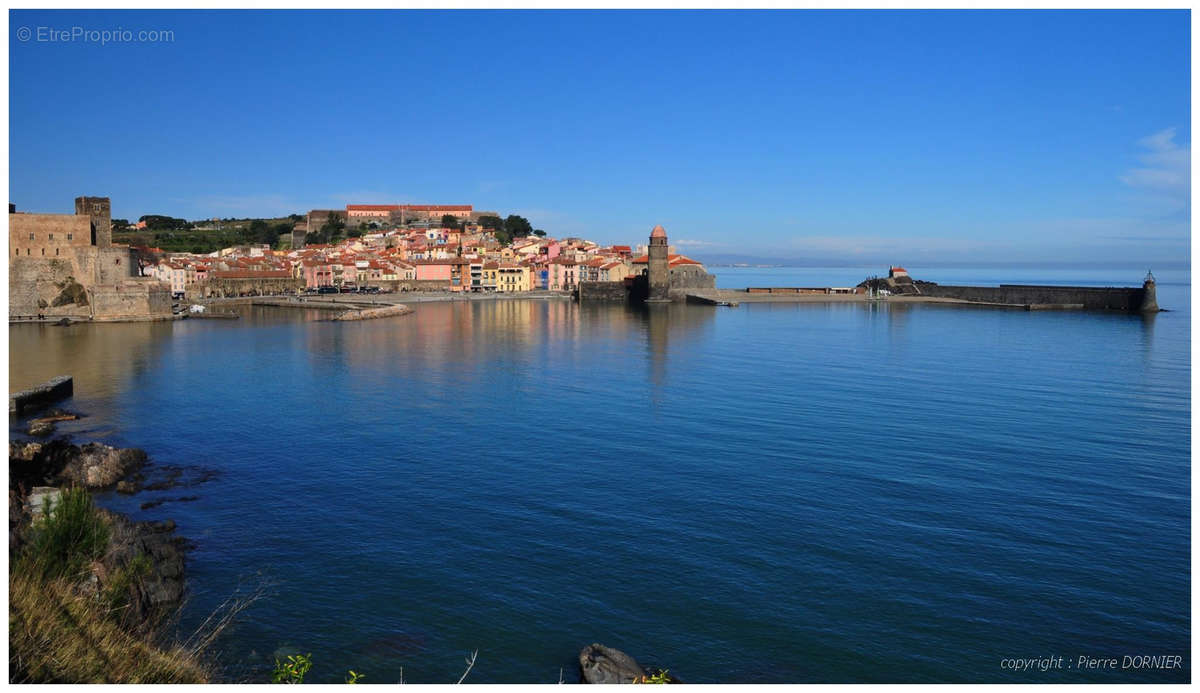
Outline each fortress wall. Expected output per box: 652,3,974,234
919,284,1146,311
10,245,163,319
95,246,138,283
10,214,93,254
577,281,628,302
187,276,304,299
91,281,173,321
668,265,716,290
9,250,96,317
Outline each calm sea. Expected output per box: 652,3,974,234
8,266,1190,683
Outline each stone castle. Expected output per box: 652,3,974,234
10,196,172,321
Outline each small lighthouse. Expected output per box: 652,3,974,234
646,224,671,303
1139,270,1160,313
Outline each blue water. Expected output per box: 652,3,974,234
9,266,1190,683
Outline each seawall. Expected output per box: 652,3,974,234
916,284,1151,312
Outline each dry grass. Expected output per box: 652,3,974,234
9,487,215,683
9,568,210,683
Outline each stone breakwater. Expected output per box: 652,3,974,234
331,304,414,321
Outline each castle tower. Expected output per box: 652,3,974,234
646,224,671,303
75,196,111,248
1140,270,1160,313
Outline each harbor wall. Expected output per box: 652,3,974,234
918,284,1148,311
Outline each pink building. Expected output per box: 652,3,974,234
299,260,334,288
547,258,578,291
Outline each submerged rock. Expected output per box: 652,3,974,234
579,643,645,684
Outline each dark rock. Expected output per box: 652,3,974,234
580,643,645,684
140,500,164,510
10,488,26,554
97,509,190,634
10,441,44,463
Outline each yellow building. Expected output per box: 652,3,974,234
496,264,532,292
482,262,499,292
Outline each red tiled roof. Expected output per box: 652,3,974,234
632,253,704,267
210,270,293,279
347,204,401,212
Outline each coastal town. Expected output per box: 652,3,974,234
9,196,1162,323
9,198,721,319
139,203,715,298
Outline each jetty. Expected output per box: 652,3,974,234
10,375,73,415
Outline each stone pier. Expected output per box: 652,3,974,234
10,375,73,415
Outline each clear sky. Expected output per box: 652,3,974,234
9,9,1191,266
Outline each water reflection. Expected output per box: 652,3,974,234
9,321,175,399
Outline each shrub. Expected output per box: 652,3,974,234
21,487,111,581
272,653,313,684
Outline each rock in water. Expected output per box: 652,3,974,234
27,420,55,437
579,643,645,684
60,443,148,489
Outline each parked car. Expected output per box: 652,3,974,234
317,286,338,295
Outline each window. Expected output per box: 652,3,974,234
48,233,54,240
55,248,59,256
67,233,73,240
29,233,34,240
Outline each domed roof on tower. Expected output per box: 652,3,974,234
650,225,667,239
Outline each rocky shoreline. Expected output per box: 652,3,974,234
9,425,206,635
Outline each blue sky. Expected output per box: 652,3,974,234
9,10,1190,265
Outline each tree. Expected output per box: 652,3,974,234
441,214,461,230
111,218,131,232
503,215,533,239
319,215,346,244
247,219,280,247
478,215,503,231
138,214,189,231
270,222,292,247
533,229,546,237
